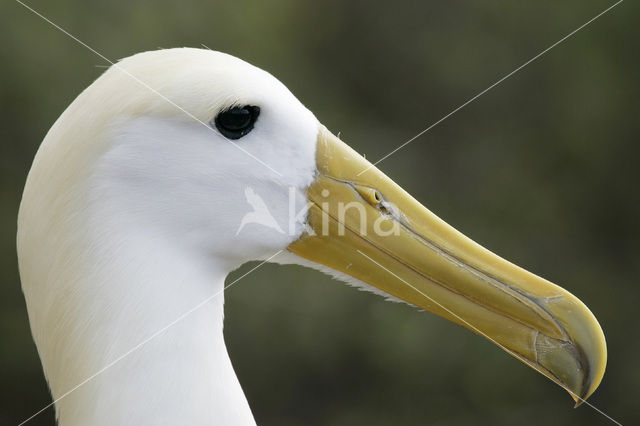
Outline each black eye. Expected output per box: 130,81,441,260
213,105,260,140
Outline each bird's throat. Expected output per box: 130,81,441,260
35,231,256,425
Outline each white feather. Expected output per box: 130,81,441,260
18,48,319,425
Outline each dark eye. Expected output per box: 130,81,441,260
213,105,260,140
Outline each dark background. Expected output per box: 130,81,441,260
1,1,637,425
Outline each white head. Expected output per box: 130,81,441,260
81,48,320,265
18,48,606,425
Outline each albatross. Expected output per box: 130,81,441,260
18,48,606,425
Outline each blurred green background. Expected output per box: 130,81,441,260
1,1,638,425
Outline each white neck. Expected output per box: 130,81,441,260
55,243,256,426
20,195,257,426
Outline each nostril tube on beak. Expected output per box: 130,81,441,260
353,184,383,206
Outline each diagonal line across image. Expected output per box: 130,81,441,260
356,0,624,176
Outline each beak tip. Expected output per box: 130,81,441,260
540,295,607,406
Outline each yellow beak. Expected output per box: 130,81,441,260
287,126,607,405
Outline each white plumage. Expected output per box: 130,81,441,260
19,48,319,425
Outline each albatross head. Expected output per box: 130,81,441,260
18,48,606,425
